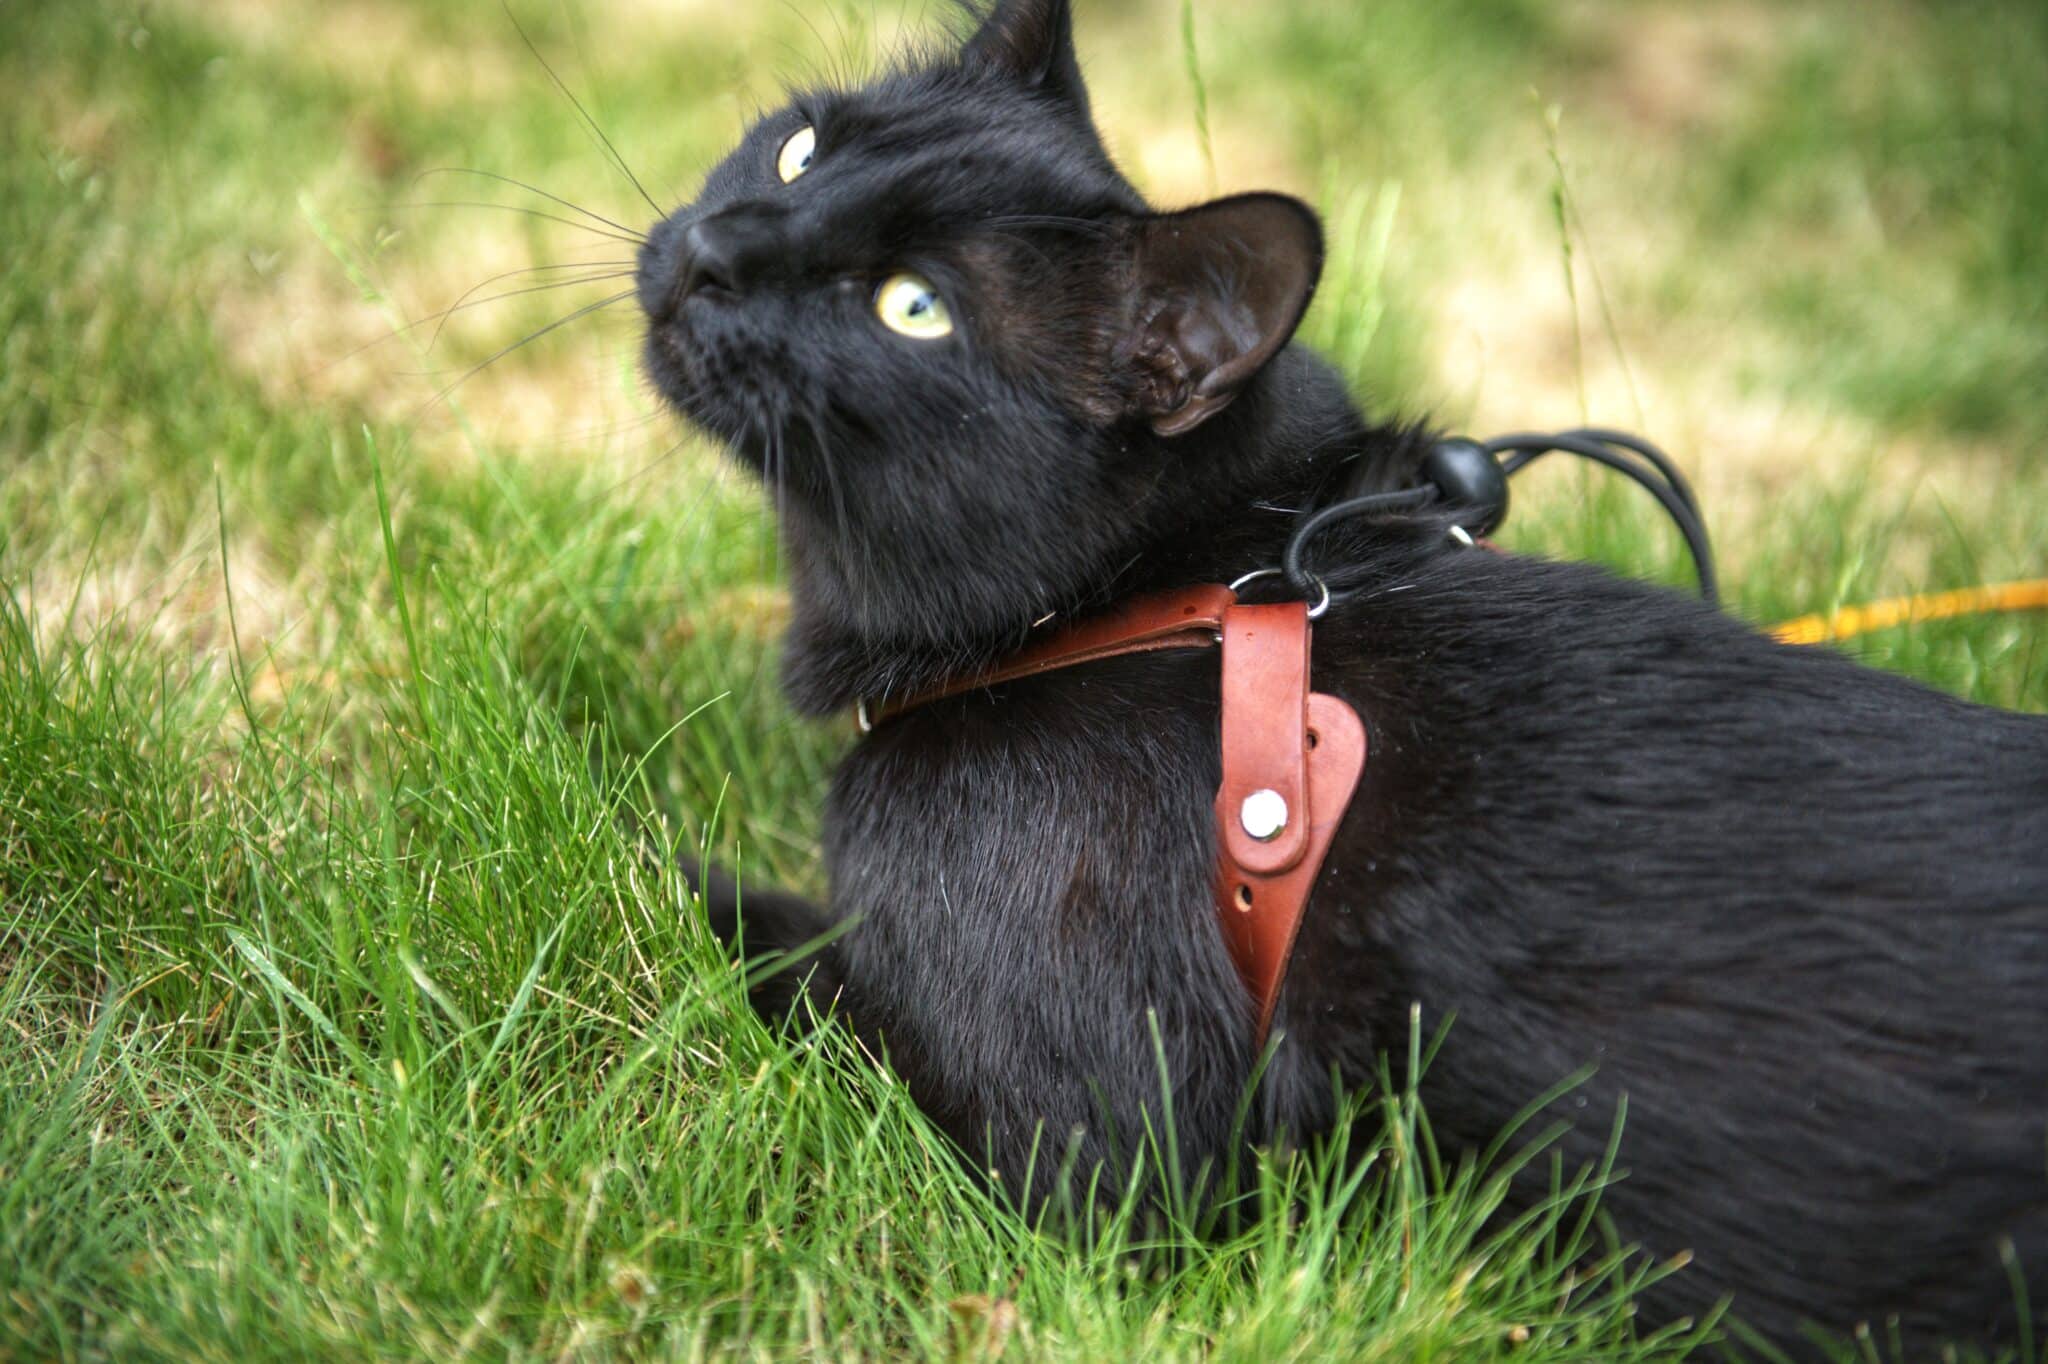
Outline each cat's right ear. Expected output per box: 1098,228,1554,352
1117,194,1324,437
963,0,1090,115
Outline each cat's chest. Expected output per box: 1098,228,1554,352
808,644,1409,1137
818,651,1246,1018
827,655,1217,900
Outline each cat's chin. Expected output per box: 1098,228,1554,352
639,330,703,420
639,330,765,467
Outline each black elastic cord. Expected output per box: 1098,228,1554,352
1281,428,1719,608
1553,427,1703,521
1482,432,1718,604
1280,484,1439,593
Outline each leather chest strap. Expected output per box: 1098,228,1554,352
863,585,1366,1048
1212,601,1367,1047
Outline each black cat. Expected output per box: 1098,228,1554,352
633,0,2048,1352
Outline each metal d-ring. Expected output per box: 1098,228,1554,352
1228,567,1332,620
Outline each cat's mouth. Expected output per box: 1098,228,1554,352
637,225,734,425
637,216,777,450
638,298,823,500
634,214,690,326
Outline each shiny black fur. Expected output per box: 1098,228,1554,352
635,1,2048,1352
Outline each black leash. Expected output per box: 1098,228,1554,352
1283,428,1718,607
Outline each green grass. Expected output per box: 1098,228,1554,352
1696,3,2048,442
3,0,2046,1359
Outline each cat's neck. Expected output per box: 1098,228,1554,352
774,347,1424,716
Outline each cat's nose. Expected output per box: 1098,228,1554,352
674,203,786,304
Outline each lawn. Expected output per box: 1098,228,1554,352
3,1,2045,1359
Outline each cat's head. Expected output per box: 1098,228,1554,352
637,0,1329,685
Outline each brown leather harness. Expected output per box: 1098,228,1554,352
850,430,1715,1044
861,585,1367,1047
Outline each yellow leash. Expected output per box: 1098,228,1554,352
1770,579,2048,645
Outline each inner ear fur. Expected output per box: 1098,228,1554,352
1121,193,1324,437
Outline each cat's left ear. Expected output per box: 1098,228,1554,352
964,0,1090,114
1118,193,1324,437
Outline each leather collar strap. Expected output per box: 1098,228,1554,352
861,584,1241,729
862,586,1368,1047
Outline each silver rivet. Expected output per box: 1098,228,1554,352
1240,788,1288,841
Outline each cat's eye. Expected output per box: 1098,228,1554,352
776,126,816,184
874,272,953,340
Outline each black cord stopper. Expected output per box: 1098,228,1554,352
1419,438,1510,537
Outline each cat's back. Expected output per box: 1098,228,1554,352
1310,544,2048,911
1291,547,2048,1347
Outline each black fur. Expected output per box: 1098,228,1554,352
636,1,2048,1352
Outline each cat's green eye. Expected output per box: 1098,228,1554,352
874,272,953,340
776,126,816,184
